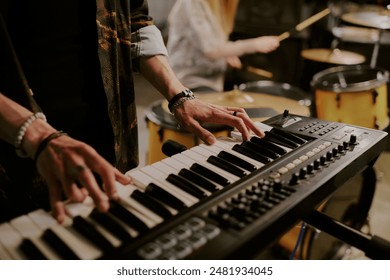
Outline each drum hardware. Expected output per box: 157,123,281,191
372,89,378,104
374,116,379,130
336,92,341,108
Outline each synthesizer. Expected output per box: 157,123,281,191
0,113,388,260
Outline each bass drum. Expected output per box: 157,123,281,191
144,100,231,164
312,65,389,130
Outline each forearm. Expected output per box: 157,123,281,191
205,40,252,59
206,36,280,60
0,93,56,158
139,55,187,100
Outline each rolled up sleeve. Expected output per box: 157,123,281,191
131,25,168,58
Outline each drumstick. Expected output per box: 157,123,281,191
278,8,331,41
245,65,273,79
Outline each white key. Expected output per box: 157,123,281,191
152,161,177,174
0,223,25,259
0,241,12,260
10,215,60,259
162,157,190,169
28,209,102,260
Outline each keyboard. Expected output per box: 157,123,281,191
0,113,388,260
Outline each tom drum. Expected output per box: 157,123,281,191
312,65,389,129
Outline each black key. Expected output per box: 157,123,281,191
232,144,271,164
178,169,218,192
264,131,299,149
89,209,133,243
109,201,149,234
42,228,79,260
207,155,246,178
190,163,230,187
166,174,207,199
145,183,187,211
241,141,279,159
131,190,173,219
72,215,114,252
271,127,307,145
20,239,47,260
217,151,256,172
250,137,287,155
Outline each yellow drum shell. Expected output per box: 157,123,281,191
312,65,389,130
315,85,389,129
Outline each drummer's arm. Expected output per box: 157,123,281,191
205,36,280,60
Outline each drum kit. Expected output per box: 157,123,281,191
303,1,390,131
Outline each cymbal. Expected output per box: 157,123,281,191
301,48,366,65
332,26,380,44
161,90,310,121
341,10,390,30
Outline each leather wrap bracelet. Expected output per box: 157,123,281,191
34,130,68,163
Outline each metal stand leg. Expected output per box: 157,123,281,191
370,29,383,68
304,210,390,259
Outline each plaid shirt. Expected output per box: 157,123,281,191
96,0,167,172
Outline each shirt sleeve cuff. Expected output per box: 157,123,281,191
131,25,168,58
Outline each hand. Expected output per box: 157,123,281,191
172,98,265,145
35,135,132,223
226,56,242,69
250,36,280,53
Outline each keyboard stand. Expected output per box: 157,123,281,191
304,210,390,260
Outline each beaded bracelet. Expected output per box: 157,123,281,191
14,112,47,158
34,131,68,163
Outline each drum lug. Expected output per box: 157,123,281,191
372,90,378,105
374,116,379,130
336,93,341,108
157,127,164,142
